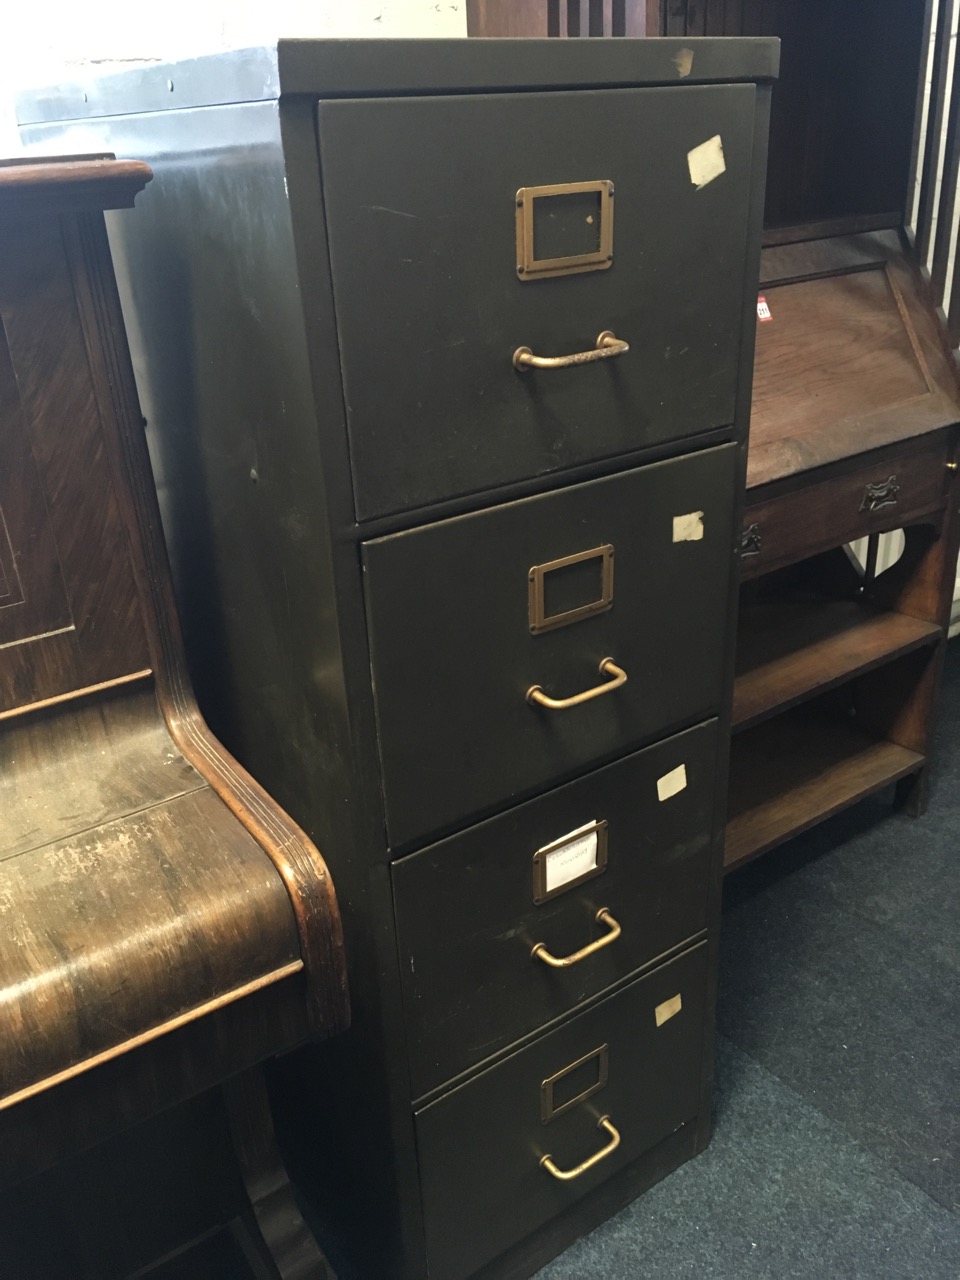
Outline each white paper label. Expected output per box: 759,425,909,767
687,134,726,190
657,763,688,802
673,47,694,78
673,511,704,543
541,821,599,894
655,993,683,1027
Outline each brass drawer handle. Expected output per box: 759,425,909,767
531,909,621,968
513,330,629,371
527,658,627,710
540,1115,621,1182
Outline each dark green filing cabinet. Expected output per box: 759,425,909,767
18,38,777,1278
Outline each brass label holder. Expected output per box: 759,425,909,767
528,544,614,635
532,819,609,904
516,180,615,281
541,1044,609,1124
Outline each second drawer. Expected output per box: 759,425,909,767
393,719,718,1098
364,444,737,848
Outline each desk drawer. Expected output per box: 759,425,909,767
319,86,755,519
416,941,707,1280
364,445,737,849
741,436,951,578
394,720,717,1098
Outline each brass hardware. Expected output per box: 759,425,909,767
532,819,608,904
540,1116,621,1181
531,908,621,968
541,1044,609,1123
516,179,614,281
740,523,762,557
513,331,629,372
528,544,614,635
860,476,900,513
947,461,959,471
527,658,626,710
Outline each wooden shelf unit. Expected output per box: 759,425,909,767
726,707,925,873
733,591,943,732
655,2,960,875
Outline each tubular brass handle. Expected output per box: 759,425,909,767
527,658,627,710
531,909,621,968
540,1116,621,1182
513,330,629,371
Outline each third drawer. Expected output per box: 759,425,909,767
393,718,718,1098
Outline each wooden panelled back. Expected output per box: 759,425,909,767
472,3,927,235
661,0,927,231
913,0,960,347
467,0,649,37
0,208,152,716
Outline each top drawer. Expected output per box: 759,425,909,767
318,85,756,519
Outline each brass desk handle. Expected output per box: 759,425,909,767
527,658,627,710
513,330,629,371
540,1116,621,1182
531,909,621,968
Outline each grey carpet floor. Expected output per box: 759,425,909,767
535,639,960,1279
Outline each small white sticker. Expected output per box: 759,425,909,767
673,47,694,78
655,993,683,1027
657,763,688,803
673,511,704,543
757,295,772,322
541,822,599,895
687,135,726,190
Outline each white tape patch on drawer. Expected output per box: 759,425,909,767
657,763,688,803
687,134,726,190
655,994,683,1027
673,511,704,542
673,47,694,78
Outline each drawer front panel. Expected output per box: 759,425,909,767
364,445,738,849
741,437,951,578
393,720,717,1097
416,942,708,1280
318,86,755,519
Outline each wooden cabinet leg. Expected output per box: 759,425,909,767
895,766,930,816
222,1068,336,1280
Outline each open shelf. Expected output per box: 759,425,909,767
725,710,924,874
733,593,942,732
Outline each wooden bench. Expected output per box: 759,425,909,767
0,157,348,1278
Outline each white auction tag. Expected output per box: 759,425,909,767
687,134,726,189
673,511,704,542
657,763,688,802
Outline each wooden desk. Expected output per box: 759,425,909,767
726,231,960,872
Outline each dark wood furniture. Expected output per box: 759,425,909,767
0,157,348,1278
17,41,777,1278
644,1,960,871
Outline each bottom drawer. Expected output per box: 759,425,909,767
415,941,708,1280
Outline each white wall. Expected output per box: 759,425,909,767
0,0,467,150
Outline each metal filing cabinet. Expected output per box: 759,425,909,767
18,38,777,1278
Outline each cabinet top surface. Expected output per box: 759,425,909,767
16,37,779,124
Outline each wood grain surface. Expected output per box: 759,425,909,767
746,237,960,490
0,157,152,216
726,707,924,871
0,161,347,1137
733,593,942,730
